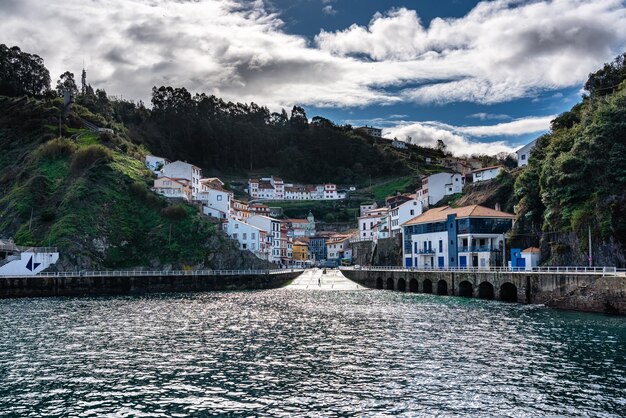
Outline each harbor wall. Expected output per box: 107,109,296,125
0,271,301,299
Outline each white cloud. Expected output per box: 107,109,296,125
0,0,624,108
456,115,554,137
316,0,626,104
382,114,554,155
322,5,336,15
468,113,510,120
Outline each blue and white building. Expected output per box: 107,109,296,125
401,205,514,269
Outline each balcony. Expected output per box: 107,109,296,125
458,245,497,252
415,248,435,254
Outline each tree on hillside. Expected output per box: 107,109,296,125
436,139,446,152
290,106,308,130
584,53,626,98
55,71,78,97
0,44,51,97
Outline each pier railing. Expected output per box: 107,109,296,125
340,266,621,275
2,269,302,279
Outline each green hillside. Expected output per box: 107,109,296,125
0,96,264,270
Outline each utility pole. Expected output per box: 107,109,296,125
589,225,593,267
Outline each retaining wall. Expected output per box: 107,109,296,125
0,271,302,299
341,269,626,315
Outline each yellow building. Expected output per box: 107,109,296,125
292,240,309,262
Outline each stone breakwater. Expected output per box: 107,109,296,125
341,269,626,315
0,271,302,299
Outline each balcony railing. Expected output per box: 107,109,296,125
458,245,496,252
415,249,435,254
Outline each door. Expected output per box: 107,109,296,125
472,255,479,267
438,256,445,268
517,257,526,271
459,256,467,268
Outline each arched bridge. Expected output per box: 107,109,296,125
340,267,626,314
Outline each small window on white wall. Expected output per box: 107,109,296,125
217,195,222,201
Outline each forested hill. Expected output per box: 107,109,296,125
513,54,626,266
108,88,423,184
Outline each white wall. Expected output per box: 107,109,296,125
162,161,202,197
473,167,502,182
516,140,536,167
427,173,463,205
0,251,59,276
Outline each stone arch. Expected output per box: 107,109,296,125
397,278,406,292
386,277,395,290
478,281,495,299
409,278,419,293
459,280,473,297
376,277,383,289
500,282,518,302
423,279,433,294
437,279,448,296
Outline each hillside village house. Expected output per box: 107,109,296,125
145,155,170,173
472,166,503,183
247,215,283,264
326,234,352,263
357,125,382,137
161,161,202,198
152,176,192,200
358,207,390,240
516,139,537,167
401,205,514,269
308,232,336,262
232,199,251,220
417,172,464,207
224,218,266,258
359,202,377,216
248,177,346,200
292,240,309,262
197,179,232,220
390,198,423,237
249,203,270,216
283,213,316,238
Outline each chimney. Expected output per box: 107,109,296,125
495,203,501,211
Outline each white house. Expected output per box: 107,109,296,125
152,176,191,201
197,179,232,220
418,172,464,207
358,207,390,241
247,215,282,264
248,177,343,201
145,155,169,173
516,140,537,167
358,125,382,137
224,218,266,258
401,205,514,269
360,202,377,216
390,199,423,237
472,166,503,183
391,138,407,149
162,161,202,198
521,247,541,270
326,234,351,261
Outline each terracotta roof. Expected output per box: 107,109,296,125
403,205,515,226
523,247,541,253
249,178,259,183
284,218,308,224
472,165,503,173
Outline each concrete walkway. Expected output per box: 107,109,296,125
287,268,363,291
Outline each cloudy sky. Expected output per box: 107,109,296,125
2,0,626,154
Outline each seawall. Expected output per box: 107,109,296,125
0,271,302,299
341,269,626,315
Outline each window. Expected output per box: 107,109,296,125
410,209,414,216
216,195,222,201
233,233,238,239
252,233,256,240
521,154,526,160
243,233,247,240
235,224,239,229
439,240,443,252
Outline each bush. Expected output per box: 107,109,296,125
40,208,56,222
35,138,75,159
70,145,112,175
162,204,188,220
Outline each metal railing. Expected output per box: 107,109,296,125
457,245,495,252
340,266,621,275
2,268,302,279
0,244,57,253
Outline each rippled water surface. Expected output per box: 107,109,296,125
1,285,626,417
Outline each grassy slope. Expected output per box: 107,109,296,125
0,96,262,270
